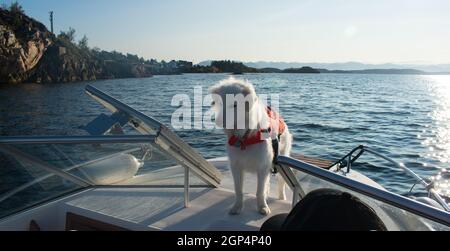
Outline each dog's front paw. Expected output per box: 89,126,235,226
229,204,243,215
258,206,271,215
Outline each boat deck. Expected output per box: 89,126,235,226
63,186,291,231
0,155,334,231
61,155,331,231
291,153,333,170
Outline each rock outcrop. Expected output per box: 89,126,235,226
0,8,53,83
0,8,154,84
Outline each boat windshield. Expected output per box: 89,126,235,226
0,85,222,220
277,156,450,231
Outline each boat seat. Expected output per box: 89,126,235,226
260,188,387,231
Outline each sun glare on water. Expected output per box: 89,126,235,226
424,75,450,201
426,75,450,164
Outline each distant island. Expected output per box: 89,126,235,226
186,61,320,74
242,61,450,73
318,68,437,75
0,3,448,85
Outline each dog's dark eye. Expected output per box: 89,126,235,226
211,101,215,106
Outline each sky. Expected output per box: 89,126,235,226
2,0,450,64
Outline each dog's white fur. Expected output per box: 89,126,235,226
209,77,293,215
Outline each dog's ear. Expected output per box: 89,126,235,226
240,80,257,98
208,82,220,95
208,84,220,95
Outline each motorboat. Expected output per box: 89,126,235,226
0,85,448,231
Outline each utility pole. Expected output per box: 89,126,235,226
49,11,54,34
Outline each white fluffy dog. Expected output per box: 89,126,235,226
209,77,293,215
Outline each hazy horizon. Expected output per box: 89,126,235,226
3,0,450,65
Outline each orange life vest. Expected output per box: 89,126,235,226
228,107,286,150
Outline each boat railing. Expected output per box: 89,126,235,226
276,155,450,228
328,145,450,211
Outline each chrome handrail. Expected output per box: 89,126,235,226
330,145,450,211
363,147,429,187
277,156,450,227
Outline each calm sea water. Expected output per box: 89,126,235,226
1,73,450,195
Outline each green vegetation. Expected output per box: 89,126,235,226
188,60,257,73
58,27,76,43
186,65,220,73
0,1,24,14
1,1,25,28
210,60,258,73
258,68,283,73
9,1,23,14
282,67,320,74
78,35,89,50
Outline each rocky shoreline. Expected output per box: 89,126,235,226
0,7,321,85
0,7,172,84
